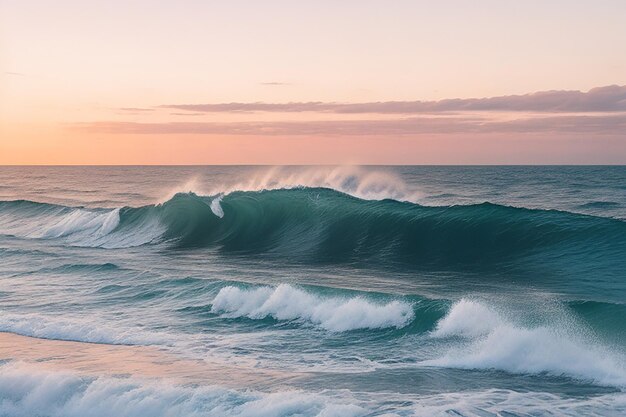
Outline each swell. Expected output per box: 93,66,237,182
2,188,626,270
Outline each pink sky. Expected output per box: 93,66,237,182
1,1,626,164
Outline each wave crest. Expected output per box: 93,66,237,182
427,299,626,387
2,188,626,274
162,166,421,203
210,284,415,332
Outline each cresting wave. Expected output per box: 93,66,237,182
1,286,624,387
210,284,415,331
159,166,421,203
2,187,626,269
427,299,626,387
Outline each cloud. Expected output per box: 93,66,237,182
260,82,290,86
3,71,25,76
119,107,155,112
160,85,626,114
73,113,626,136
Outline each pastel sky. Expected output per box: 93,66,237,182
1,0,626,164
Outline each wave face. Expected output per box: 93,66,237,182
2,188,626,271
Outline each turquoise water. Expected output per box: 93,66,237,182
0,166,624,416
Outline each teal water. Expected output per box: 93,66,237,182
0,166,624,416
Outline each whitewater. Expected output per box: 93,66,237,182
0,165,625,416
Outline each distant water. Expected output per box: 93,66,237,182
0,166,625,416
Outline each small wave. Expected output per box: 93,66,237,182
0,311,169,346
578,201,621,209
426,299,626,387
41,263,120,273
210,284,414,332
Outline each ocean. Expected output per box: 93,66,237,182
0,165,624,416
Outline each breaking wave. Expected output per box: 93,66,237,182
210,284,414,331
0,362,362,417
2,187,625,272
427,299,626,387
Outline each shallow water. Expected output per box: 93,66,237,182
0,166,625,416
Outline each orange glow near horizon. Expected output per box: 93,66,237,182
1,1,626,164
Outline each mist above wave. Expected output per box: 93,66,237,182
160,166,422,203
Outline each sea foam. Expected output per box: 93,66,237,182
0,362,363,417
427,299,626,387
0,311,169,346
211,284,414,332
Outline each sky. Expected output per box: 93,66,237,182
1,0,626,164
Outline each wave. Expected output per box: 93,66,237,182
1,363,624,417
578,201,621,209
0,200,162,248
0,311,169,346
2,188,626,271
426,299,626,387
210,284,415,331
0,362,363,417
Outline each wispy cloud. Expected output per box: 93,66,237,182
119,107,155,112
3,71,26,76
161,85,626,114
260,82,290,86
74,113,626,136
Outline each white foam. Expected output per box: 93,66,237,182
0,362,364,417
407,388,626,416
430,299,502,338
427,299,626,387
0,311,169,346
211,284,414,332
0,204,165,248
1,362,624,416
40,208,120,240
210,196,224,218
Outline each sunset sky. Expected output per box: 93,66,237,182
1,0,626,164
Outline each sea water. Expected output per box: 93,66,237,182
0,166,624,416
